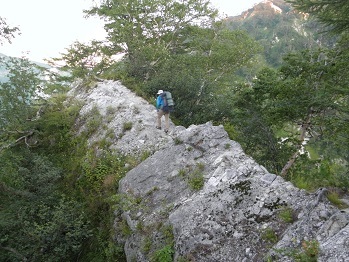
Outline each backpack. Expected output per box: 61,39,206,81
161,91,175,113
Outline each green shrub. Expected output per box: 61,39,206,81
151,245,174,262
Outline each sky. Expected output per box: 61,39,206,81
1,0,262,63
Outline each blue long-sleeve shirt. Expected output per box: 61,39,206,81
156,95,163,110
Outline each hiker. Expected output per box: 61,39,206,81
156,89,170,133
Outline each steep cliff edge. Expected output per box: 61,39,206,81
72,80,349,261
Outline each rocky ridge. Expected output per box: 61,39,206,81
72,80,349,262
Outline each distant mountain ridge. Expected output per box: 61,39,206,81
225,0,335,67
0,53,9,82
232,0,292,21
0,53,49,82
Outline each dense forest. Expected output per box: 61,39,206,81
1,0,348,261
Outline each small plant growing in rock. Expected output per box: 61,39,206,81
224,143,231,149
140,150,152,161
326,190,348,209
119,219,132,237
174,137,183,145
123,121,133,132
160,224,174,245
99,138,112,148
188,164,205,191
196,162,205,171
178,169,187,177
261,227,278,244
136,221,144,231
186,146,193,151
151,245,174,262
278,207,294,223
106,105,117,115
146,186,159,196
142,237,152,254
105,128,116,139
148,223,175,262
277,239,320,261
106,106,117,122
301,240,319,258
159,204,174,218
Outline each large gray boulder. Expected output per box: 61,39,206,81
117,122,349,261
72,80,349,262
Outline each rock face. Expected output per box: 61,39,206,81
70,80,175,155
73,81,349,262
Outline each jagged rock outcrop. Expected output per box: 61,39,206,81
72,80,349,262
69,80,175,155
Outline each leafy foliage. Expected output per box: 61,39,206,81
0,57,44,131
230,44,349,182
151,245,174,262
48,40,119,82
0,17,20,45
0,149,91,262
86,0,218,80
287,0,349,34
143,26,260,125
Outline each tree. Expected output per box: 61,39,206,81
0,17,20,45
227,73,293,173
286,0,349,34
48,40,120,81
86,0,218,79
144,25,260,125
249,48,348,177
0,149,92,262
0,57,48,151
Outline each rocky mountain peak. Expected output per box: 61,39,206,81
72,80,349,261
230,0,289,21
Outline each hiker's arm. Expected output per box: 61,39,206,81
156,96,161,110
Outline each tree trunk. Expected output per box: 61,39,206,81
280,115,311,177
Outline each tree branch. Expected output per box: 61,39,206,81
0,130,35,152
0,244,27,261
0,181,34,198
